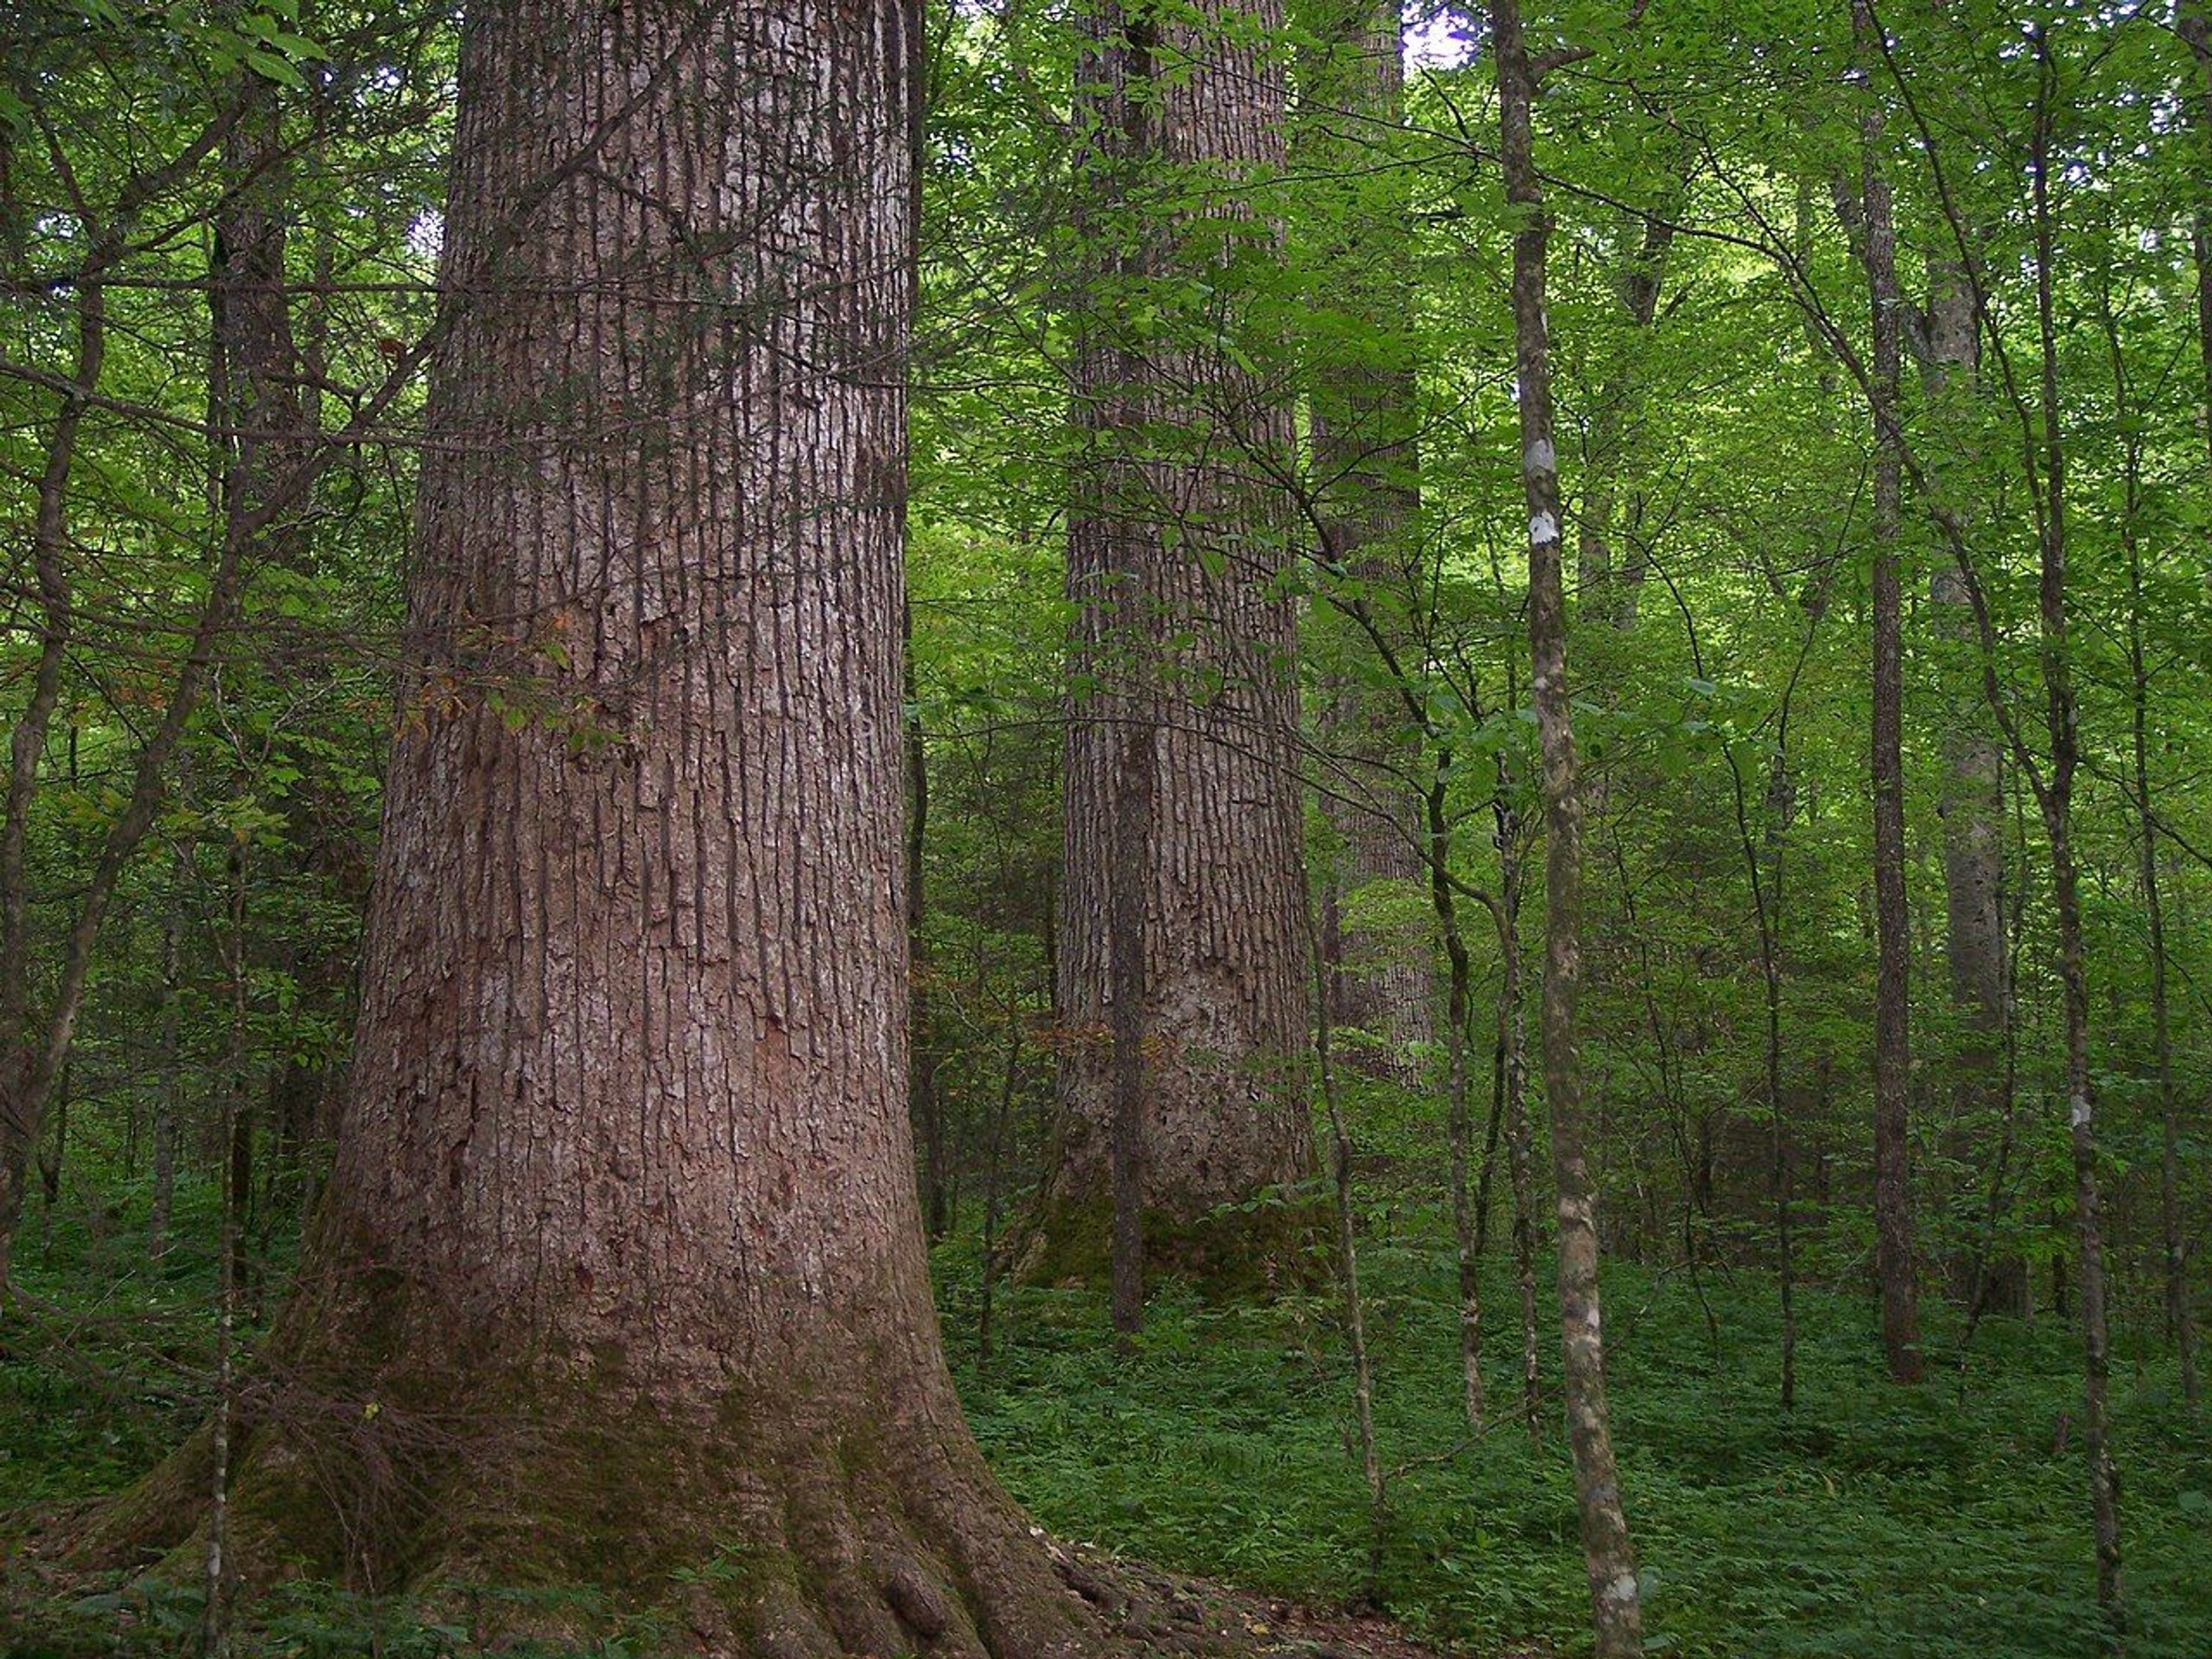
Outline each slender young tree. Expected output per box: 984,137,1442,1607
1851,0,1924,1382
1487,3,1643,1650
2186,0,2211,471
92,4,1107,1646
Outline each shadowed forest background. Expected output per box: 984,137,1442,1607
2,0,2210,1654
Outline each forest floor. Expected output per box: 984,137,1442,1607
940,1220,2212,1659
3,1177,2209,1658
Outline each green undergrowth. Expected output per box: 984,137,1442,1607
5,1179,2209,1658
935,1220,2212,1659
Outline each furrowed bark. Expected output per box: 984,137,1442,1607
1041,0,1316,1289
90,6,1107,1652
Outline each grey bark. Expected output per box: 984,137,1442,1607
1487,4,1643,1649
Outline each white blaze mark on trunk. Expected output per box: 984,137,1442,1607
1531,511,1558,545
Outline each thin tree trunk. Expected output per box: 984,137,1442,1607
0,87,325,1282
202,841,251,1656
2126,481,2195,1416
2184,0,2211,472
1309,908,1385,1605
1853,0,1923,1382
1919,210,2012,1316
1494,781,1542,1441
2023,33,2121,1621
1578,196,1680,632
0,238,101,1285
2098,279,2200,1413
149,859,183,1258
978,1018,1023,1370
1430,761,1484,1435
1487,5,1642,1650
1304,0,1431,1073
906,599,948,1239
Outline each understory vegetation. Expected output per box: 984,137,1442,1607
7,1164,2207,1658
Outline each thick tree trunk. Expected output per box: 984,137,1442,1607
1305,0,1431,1076
92,6,1101,1650
1488,5,1643,1650
1915,218,2018,1315
1853,0,1923,1382
1039,0,1315,1287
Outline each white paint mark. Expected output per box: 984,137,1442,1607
1531,511,1558,544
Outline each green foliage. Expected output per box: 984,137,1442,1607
939,1224,2212,1658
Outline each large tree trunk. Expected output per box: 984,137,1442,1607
1304,0,1431,1077
90,5,1100,1650
1036,0,1315,1289
1924,280,2015,1315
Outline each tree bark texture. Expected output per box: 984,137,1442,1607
91,6,1103,1651
1039,0,1316,1288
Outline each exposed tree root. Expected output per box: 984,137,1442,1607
59,1276,1128,1659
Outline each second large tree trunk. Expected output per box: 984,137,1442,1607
1035,0,1316,1289
1304,0,1433,1078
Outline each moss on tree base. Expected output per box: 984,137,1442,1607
1010,1190,1327,1300
64,1278,1123,1659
